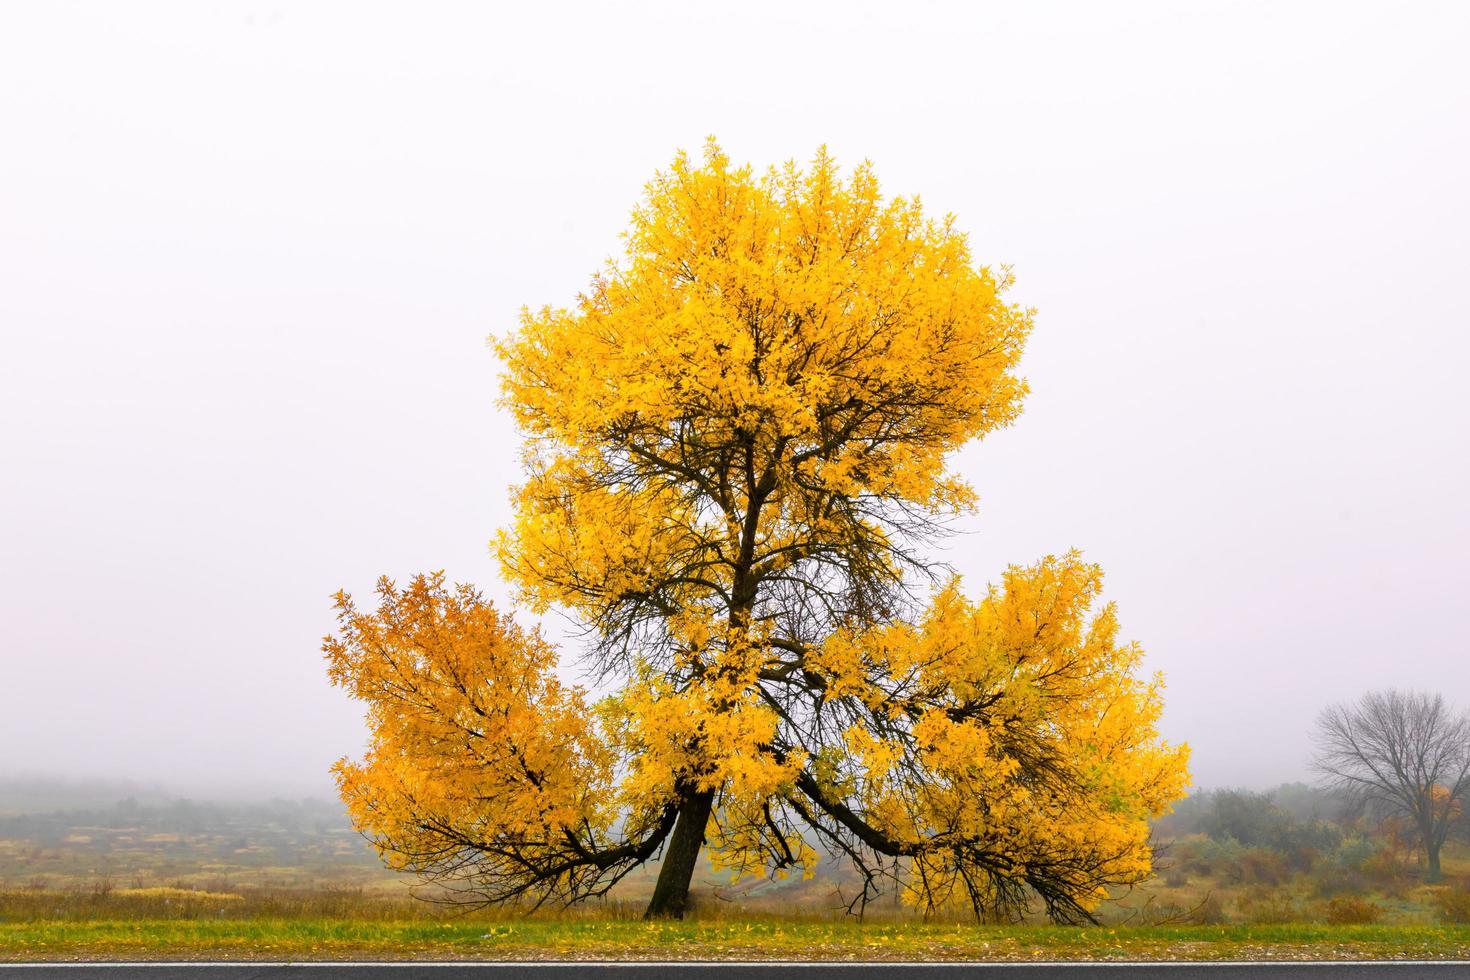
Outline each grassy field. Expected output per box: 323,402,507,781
5,782,1470,961
7,917,1470,962
4,888,1470,962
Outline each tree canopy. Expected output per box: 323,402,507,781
326,141,1190,922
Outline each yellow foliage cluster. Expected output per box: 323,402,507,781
494,140,1029,628
815,554,1189,914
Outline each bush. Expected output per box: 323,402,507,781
1313,868,1368,898
1187,892,1229,925
1331,836,1378,874
1239,847,1289,886
1361,845,1407,883
1126,900,1194,926
1431,887,1470,924
1238,889,1299,924
1178,835,1245,881
1204,791,1287,847
1313,839,1371,897
1323,895,1382,924
1201,790,1341,857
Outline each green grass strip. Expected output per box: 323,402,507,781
5,921,1470,961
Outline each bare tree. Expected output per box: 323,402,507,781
1313,689,1470,880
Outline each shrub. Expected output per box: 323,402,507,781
1323,895,1382,924
1179,835,1245,881
1431,887,1470,924
1331,836,1377,874
1239,847,1288,886
1201,790,1340,856
1238,889,1299,924
1313,868,1368,898
1125,899,1194,926
1204,791,1287,847
1360,840,1410,883
1187,892,1229,925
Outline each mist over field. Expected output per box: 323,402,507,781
2,1,1468,805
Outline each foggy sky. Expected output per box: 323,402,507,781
2,1,1467,800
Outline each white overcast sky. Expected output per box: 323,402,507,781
2,1,1467,799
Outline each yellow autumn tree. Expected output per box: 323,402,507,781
326,141,1189,921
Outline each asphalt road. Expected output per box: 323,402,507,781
3,964,1470,980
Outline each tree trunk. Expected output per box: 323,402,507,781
1427,839,1443,882
644,789,715,919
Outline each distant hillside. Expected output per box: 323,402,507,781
0,778,872,908
0,780,389,890
0,776,181,816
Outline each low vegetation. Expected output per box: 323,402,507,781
5,897,1470,962
3,779,1470,960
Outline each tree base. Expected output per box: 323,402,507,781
644,790,715,919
